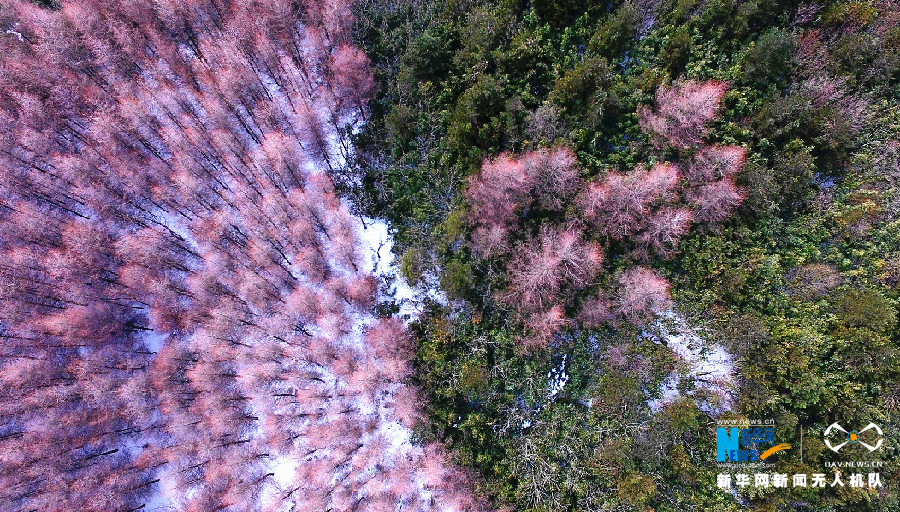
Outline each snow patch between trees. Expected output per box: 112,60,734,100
358,217,446,320
644,310,734,416
547,354,569,400
4,22,24,42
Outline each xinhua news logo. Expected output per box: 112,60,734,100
717,421,790,462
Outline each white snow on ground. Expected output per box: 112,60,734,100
141,330,169,354
644,310,735,416
547,354,569,400
4,23,24,42
126,38,438,506
519,355,570,429
249,214,450,510
357,216,446,321
143,211,437,510
357,217,394,276
153,210,199,252
271,455,301,495
376,419,415,460
144,488,176,512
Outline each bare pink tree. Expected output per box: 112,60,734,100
0,1,487,510
578,172,644,240
466,147,581,257
466,152,532,257
577,294,615,329
638,80,728,149
578,162,680,240
685,178,746,225
616,266,672,326
635,207,695,259
519,305,569,352
501,224,603,314
685,145,747,185
497,224,602,352
523,146,582,211
330,43,375,118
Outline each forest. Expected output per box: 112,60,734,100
0,1,481,511
1,0,899,511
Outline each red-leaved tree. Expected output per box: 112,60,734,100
501,224,604,314
578,162,680,241
466,147,581,257
616,267,673,326
685,179,747,225
638,80,728,149
466,81,745,346
684,145,747,185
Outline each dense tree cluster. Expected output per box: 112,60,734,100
351,0,900,510
639,82,748,227
0,1,482,511
465,147,580,258
464,81,745,351
4,0,900,510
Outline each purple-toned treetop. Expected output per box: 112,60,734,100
0,1,485,511
639,80,728,150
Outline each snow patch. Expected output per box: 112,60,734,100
644,310,734,416
357,217,446,321
271,455,299,489
377,420,414,461
141,330,169,353
547,354,569,400
5,26,23,42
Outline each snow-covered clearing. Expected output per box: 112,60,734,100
644,310,735,416
358,216,447,321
